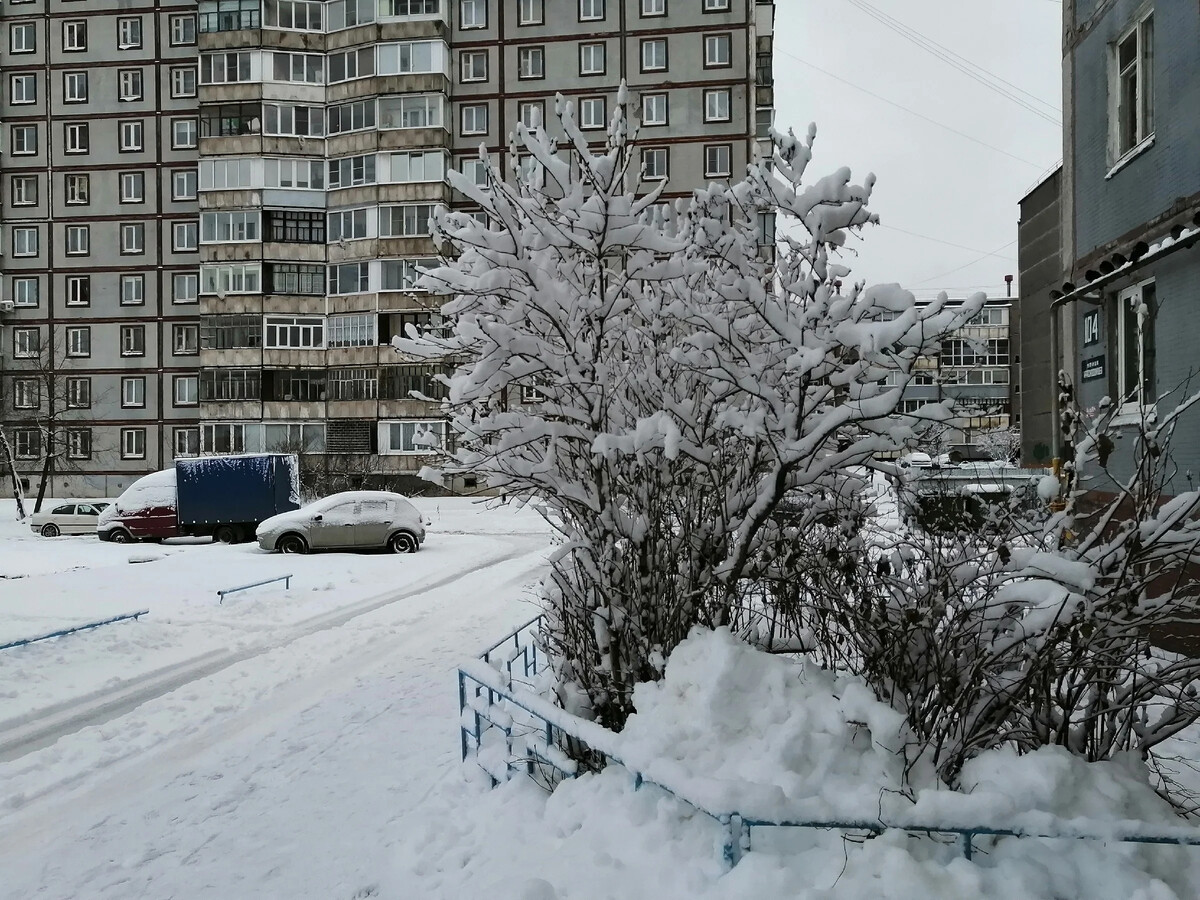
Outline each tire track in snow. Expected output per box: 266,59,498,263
0,535,546,763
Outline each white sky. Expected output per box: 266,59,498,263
773,0,1063,300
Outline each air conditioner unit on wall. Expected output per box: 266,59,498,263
0,299,15,313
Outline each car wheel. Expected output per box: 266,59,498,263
40,523,60,538
278,534,308,555
214,525,239,545
389,531,420,554
109,529,133,544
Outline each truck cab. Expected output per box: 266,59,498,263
97,469,179,543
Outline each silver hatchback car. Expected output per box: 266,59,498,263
256,491,427,554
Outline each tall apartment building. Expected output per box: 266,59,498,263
2,0,775,499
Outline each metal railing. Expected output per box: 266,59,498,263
0,609,149,652
459,618,1200,868
217,573,292,602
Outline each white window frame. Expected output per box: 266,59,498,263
172,118,199,150
1115,279,1156,417
13,277,39,307
12,226,39,257
122,376,146,409
579,97,606,130
170,14,197,46
10,73,36,105
642,93,667,126
121,273,145,306
121,428,147,460
641,0,664,15
10,124,36,155
65,224,89,256
380,420,447,454
459,0,485,29
580,42,605,76
173,324,199,355
121,325,146,357
579,0,604,21
13,327,40,358
120,171,145,203
67,377,91,409
703,0,730,10
1110,11,1155,167
10,174,37,206
643,147,668,180
66,275,90,306
66,326,90,357
174,375,199,407
118,68,143,101
174,221,199,252
62,20,87,51
641,38,667,71
63,70,87,103
705,88,731,122
704,33,731,67
173,170,199,200
171,67,198,98
704,143,731,178
518,0,542,25
13,378,39,410
64,122,89,154
518,46,544,80
10,22,36,54
119,120,144,152
174,273,199,304
460,103,488,136
120,222,145,255
264,315,325,349
66,429,92,461
65,173,89,205
460,50,487,83
117,16,142,49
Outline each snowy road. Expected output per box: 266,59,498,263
0,503,553,899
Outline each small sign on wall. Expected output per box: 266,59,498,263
1083,310,1100,346
1082,355,1105,381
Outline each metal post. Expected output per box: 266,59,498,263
458,670,469,762
961,830,974,861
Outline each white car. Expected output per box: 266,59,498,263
256,491,427,555
30,501,113,537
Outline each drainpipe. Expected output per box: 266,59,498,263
1048,291,1101,465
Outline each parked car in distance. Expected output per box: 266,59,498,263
256,491,426,555
30,501,113,537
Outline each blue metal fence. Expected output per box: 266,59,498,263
459,618,1200,868
0,609,149,652
217,573,292,602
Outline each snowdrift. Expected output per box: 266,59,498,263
398,629,1200,899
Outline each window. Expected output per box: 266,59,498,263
13,277,39,308
174,376,199,407
580,42,605,76
10,125,36,156
262,421,324,451
579,97,606,130
66,326,90,357
379,204,436,237
378,0,437,16
199,0,261,32
518,0,542,25
327,208,369,242
121,223,145,254
10,174,37,206
66,429,92,461
642,93,667,126
174,221,199,252
269,264,325,295
13,378,39,410
201,314,262,349
271,51,323,83
756,106,773,139
939,339,1010,368
12,226,39,257
324,100,369,135
13,430,40,460
705,88,731,122
703,0,729,9
13,328,39,358
518,46,544,80
120,172,145,203
265,316,324,349
63,71,87,103
201,423,247,454
173,428,200,459
704,143,731,177
121,429,147,460
65,224,89,256
641,39,667,71
327,47,374,83
10,22,35,54
461,103,488,136
118,69,143,101
10,73,36,105
64,123,89,154
376,41,440,75
328,154,377,189
328,368,379,401
1115,280,1156,411
201,210,262,243
67,377,91,409
328,313,377,347
173,170,198,201
378,94,443,129
641,0,664,15
705,33,731,67
170,14,197,45
122,376,146,408
381,258,438,291
121,274,145,306
171,67,197,98
1113,13,1154,162
66,275,90,306
173,324,199,355
382,420,447,454
201,51,254,84
643,147,668,180
459,0,485,28
172,118,198,149
519,101,544,130
65,174,89,205
460,50,487,82
117,17,142,48
173,272,199,304
121,324,146,357
265,157,324,189
62,20,87,51
264,209,322,243
265,369,325,404
119,120,143,152
329,262,370,295
579,0,604,19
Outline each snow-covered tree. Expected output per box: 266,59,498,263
976,425,1022,463
400,85,981,730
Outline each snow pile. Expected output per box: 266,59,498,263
393,629,1200,899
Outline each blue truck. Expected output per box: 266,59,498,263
97,454,301,544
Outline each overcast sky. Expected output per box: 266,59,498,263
772,1,1063,300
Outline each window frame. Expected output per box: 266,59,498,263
518,46,545,80
12,276,39,308
579,96,606,131
121,273,146,306
459,0,486,29
121,428,147,461
642,92,668,127
10,124,37,156
704,88,731,123
117,16,143,49
1114,278,1157,416
120,222,146,255
642,146,668,181
704,142,732,178
64,223,90,257
170,14,198,46
118,68,144,102
460,103,489,136
640,38,667,72
62,19,87,52
65,173,89,205
9,21,36,54
9,72,36,105
579,41,606,76
460,50,488,83
170,66,198,99
12,226,39,258
640,0,665,16
1110,11,1155,167
65,325,91,358
120,324,147,358
64,122,89,154
9,173,38,207
63,70,88,103
121,375,147,409
66,377,91,410
172,169,199,201
119,170,146,203
518,0,542,25
578,0,604,22
704,32,732,68
174,375,199,408
65,274,90,306
13,327,40,359
66,428,92,461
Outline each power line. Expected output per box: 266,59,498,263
843,0,1062,126
777,50,1047,170
909,240,1019,286
878,223,1018,259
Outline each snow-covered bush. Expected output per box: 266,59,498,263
398,86,979,731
